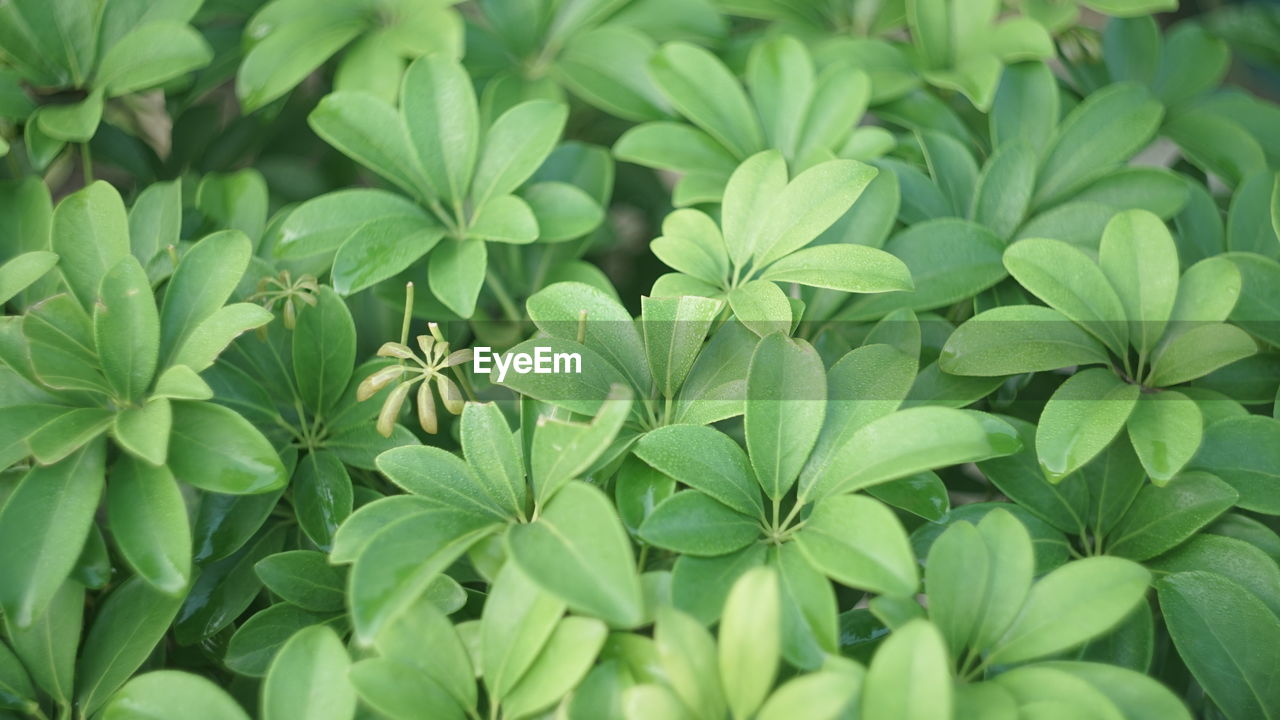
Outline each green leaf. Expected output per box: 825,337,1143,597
471,100,568,209
94,256,159,401
460,402,526,518
1003,237,1129,357
102,671,250,720
254,551,345,613
51,181,130,311
727,280,792,337
507,481,644,628
96,21,211,96
1146,323,1258,387
989,557,1150,664
807,407,1019,499
794,495,917,595
1107,472,1237,561
0,251,57,306
926,509,1033,658
331,215,444,294
123,179,176,263
633,424,763,519
614,122,738,176
860,619,952,720
237,9,363,111
226,604,340,678
0,639,36,715
1187,416,1280,514
349,508,498,642
721,151,788,267
374,596,474,710
292,451,353,549
649,42,763,158
1034,83,1163,207
555,26,671,122
350,658,464,720
1157,571,1280,720
375,445,511,520
468,194,538,243
503,616,608,720
654,606,727,720
495,337,630,416
401,54,478,204
1147,534,1280,618
641,294,723,398
261,625,355,720
4,579,81,705
308,92,427,199
1035,662,1192,720
841,219,1006,319
970,142,1036,239
527,281,652,394
1125,391,1204,483
428,238,486,317
940,305,1111,376
274,189,432,260
482,562,565,701
0,442,104,627
1098,209,1180,357
759,243,912,293
37,91,103,142
171,304,274,374
719,567,780,719
530,384,632,506
168,401,287,494
523,181,604,242
745,333,825,499
74,576,185,716
754,159,879,266
638,491,760,555
746,35,814,159
158,230,252,368
107,456,190,595
292,287,355,417
1036,369,1140,482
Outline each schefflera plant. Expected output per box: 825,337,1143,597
628,325,1019,669
940,209,1258,484
0,182,288,626
329,388,646,646
273,53,605,318
614,34,888,205
0,0,213,168
648,149,913,336
857,508,1191,719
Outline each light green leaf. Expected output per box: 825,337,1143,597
990,557,1150,664
641,294,723,398
331,215,444,294
0,442,104,627
51,181,129,311
0,251,58,306
719,567,780,720
794,495,917,595
754,159,879,266
633,424,763,519
503,616,608,720
745,333,825,499
1098,209,1180,357
170,303,273,373
650,42,763,159
1125,391,1204,483
471,100,568,209
308,92,427,199
96,21,212,96
468,194,538,244
507,481,644,628
1146,323,1258,388
167,401,287,494
1157,571,1280,720
158,230,252,368
103,671,249,720
93,256,159,402
428,238,486,317
1003,237,1129,357
1036,369,1140,482
262,625,355,720
638,491,760,556
401,54,478,204
860,619,952,720
759,243,912,293
727,280,792,338
107,456,190,595
940,305,1111,376
1107,472,1237,561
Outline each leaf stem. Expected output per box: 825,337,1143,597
485,267,522,323
80,142,93,185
